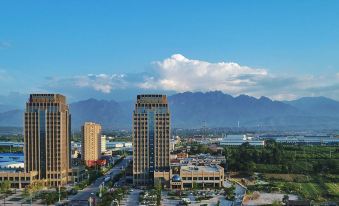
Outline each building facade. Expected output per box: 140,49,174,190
101,135,107,152
133,94,171,186
0,171,39,189
82,122,102,167
170,165,224,190
24,94,71,186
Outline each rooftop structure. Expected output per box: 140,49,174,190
0,142,24,147
0,153,24,169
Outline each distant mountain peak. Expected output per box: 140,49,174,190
1,92,339,130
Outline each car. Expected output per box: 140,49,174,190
129,189,134,192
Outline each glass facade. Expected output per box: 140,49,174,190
24,94,70,187
39,110,46,179
133,94,171,186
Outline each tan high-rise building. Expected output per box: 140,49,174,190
81,122,102,166
133,94,171,186
24,94,71,186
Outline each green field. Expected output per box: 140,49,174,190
224,141,339,202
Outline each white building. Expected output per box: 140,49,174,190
219,134,265,146
106,141,132,149
101,135,107,152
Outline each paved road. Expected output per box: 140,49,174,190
161,191,180,206
121,189,141,206
68,155,132,205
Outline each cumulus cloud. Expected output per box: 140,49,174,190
74,74,127,93
46,73,128,93
137,54,339,100
139,54,268,94
42,54,339,101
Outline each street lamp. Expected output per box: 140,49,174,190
99,183,103,198
58,185,61,203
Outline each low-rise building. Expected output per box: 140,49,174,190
0,153,24,169
171,153,226,167
219,134,265,146
170,165,224,190
0,170,38,189
177,152,189,159
68,165,86,184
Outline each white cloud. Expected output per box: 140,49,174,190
46,73,128,93
139,54,268,94
42,54,339,101
74,74,127,93
137,54,339,100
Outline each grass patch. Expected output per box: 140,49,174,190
263,173,310,182
326,183,339,197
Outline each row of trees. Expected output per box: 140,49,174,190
224,140,339,175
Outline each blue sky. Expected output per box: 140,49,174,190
1,0,339,104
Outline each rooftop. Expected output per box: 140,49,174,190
0,152,24,157
181,165,223,173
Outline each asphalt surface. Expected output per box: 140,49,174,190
122,189,141,206
67,155,132,205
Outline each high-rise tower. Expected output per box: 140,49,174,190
82,122,102,166
24,94,71,186
133,94,171,186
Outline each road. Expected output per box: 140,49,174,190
122,189,141,206
67,155,132,205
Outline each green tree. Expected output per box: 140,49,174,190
0,180,11,194
22,180,44,204
192,181,198,191
197,144,209,154
154,179,162,206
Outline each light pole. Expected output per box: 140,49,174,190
3,193,6,206
99,183,103,198
58,185,61,203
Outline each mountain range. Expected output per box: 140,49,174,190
1,91,339,130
